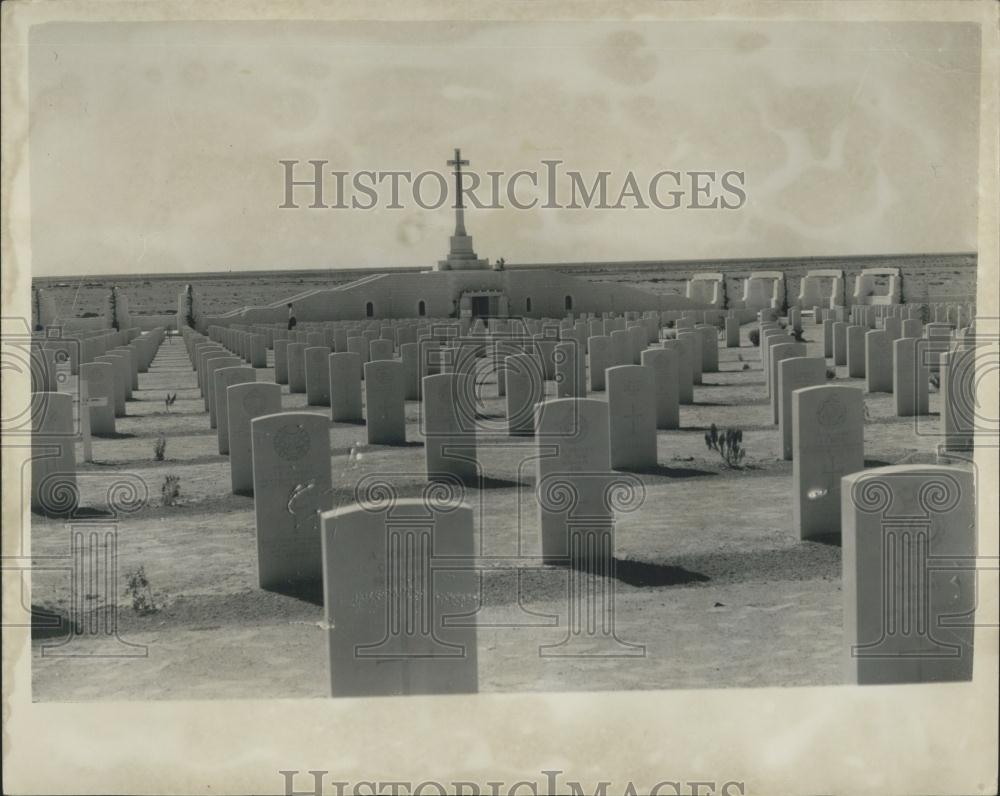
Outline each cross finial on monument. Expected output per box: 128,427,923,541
447,148,469,235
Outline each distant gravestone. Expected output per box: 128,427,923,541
676,331,703,385
347,336,370,367
865,330,893,393
626,325,646,364
695,325,719,372
606,365,657,471
305,346,332,406
641,347,680,430
286,343,307,393
554,341,585,398
940,346,976,453
206,356,241,428
588,336,610,392
319,499,478,696
842,465,975,684
846,325,866,378
777,357,827,459
768,342,807,423
214,366,255,454
79,362,116,436
533,337,557,379
364,360,406,444
792,385,864,540
227,382,282,495
251,412,332,592
902,319,922,339
609,330,630,368
31,392,78,516
504,353,544,436
249,334,267,368
660,339,694,405
369,339,394,362
725,317,740,348
423,373,478,484
273,339,290,385
329,352,363,423
106,350,135,398
93,355,126,417
822,319,834,358
893,337,929,416
832,322,848,366
399,342,421,401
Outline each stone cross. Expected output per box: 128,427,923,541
447,148,469,235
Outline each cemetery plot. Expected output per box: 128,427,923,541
28,310,974,700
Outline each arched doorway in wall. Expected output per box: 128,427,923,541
565,295,573,311
418,300,426,317
365,301,374,318
526,297,532,313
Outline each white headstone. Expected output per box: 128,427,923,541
329,352,363,423
79,362,116,436
640,347,680,430
320,498,478,696
251,412,332,591
305,346,332,406
214,366,255,454
422,373,478,484
227,381,282,495
31,392,78,516
842,465,974,683
587,336,609,392
286,342,307,393
606,365,657,471
846,325,866,378
865,330,893,393
893,337,929,416
505,353,544,436
769,342,807,423
534,398,611,563
792,385,865,540
777,357,827,459
364,360,406,444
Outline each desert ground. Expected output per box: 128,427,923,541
28,316,951,701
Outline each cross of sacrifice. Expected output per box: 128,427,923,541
447,148,470,235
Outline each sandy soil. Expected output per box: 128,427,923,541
30,322,947,700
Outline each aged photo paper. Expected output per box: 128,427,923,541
2,1,998,794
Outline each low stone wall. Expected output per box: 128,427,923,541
524,252,978,308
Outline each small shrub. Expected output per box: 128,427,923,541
748,329,760,347
790,328,805,342
161,475,181,507
704,423,746,469
123,566,157,615
664,320,675,329
153,436,167,461
164,392,177,411
826,368,836,380
742,363,750,371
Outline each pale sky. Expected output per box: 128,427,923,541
28,19,981,277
